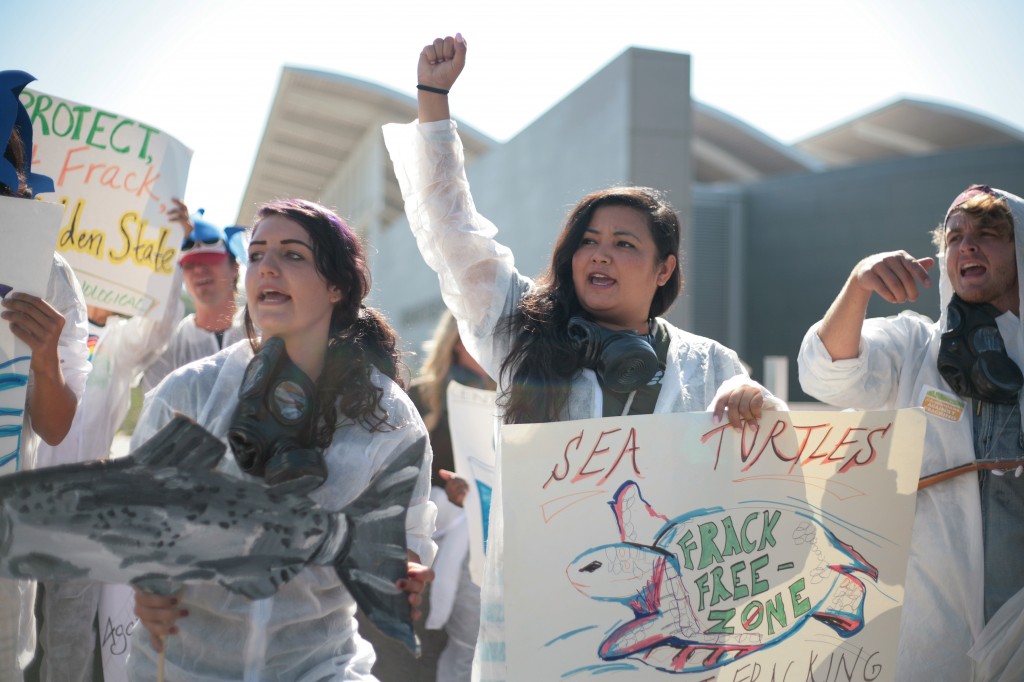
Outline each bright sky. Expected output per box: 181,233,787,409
6,0,1023,227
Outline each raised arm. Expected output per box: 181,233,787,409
817,250,934,360
417,34,466,123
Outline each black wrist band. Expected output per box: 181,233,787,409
416,84,450,96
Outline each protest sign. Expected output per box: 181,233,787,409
0,196,63,474
99,584,136,682
502,409,925,681
21,89,191,318
447,382,498,585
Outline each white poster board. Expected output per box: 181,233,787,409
21,89,192,319
502,409,925,681
99,584,137,682
446,382,497,586
0,196,63,474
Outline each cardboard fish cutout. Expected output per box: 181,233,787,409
0,415,423,653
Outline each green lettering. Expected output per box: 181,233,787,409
706,609,735,635
697,521,724,570
110,119,135,154
721,515,743,557
678,528,699,570
137,123,159,162
26,93,51,135
789,578,810,618
86,110,116,150
758,510,781,551
709,566,732,607
750,554,770,597
740,512,759,552
764,593,787,635
740,601,763,631
730,561,749,600
695,572,710,611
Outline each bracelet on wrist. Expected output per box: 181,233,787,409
416,84,449,96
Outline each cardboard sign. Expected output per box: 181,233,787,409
0,196,64,473
21,89,191,318
447,382,498,585
502,409,925,681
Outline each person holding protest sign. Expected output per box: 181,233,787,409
140,207,247,393
0,71,90,681
30,199,193,682
128,198,437,680
412,312,494,682
798,185,1024,680
382,34,785,681
362,310,495,682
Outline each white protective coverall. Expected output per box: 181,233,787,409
140,310,246,393
383,119,785,682
33,266,184,682
798,188,1024,681
0,254,90,678
126,341,437,681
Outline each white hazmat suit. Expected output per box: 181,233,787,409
126,341,436,681
383,119,784,682
798,187,1024,681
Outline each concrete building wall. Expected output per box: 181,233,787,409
741,142,1024,399
371,47,692,368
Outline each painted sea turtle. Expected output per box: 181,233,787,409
566,481,879,674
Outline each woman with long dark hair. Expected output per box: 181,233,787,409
129,199,436,680
383,35,785,681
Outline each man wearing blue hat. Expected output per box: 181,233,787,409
141,207,247,392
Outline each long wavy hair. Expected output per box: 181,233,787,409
243,199,403,447
498,186,682,424
415,312,461,433
414,310,497,432
1,128,31,198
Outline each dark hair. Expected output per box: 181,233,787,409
243,199,403,446
498,186,682,423
1,128,31,198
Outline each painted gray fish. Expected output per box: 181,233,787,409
0,415,424,654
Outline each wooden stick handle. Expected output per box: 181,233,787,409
918,459,1023,490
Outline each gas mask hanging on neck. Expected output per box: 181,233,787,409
228,337,328,491
937,294,1023,404
567,316,661,393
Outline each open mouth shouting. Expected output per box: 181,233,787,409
257,287,291,304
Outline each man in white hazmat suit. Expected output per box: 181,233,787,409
798,184,1024,681
141,210,247,392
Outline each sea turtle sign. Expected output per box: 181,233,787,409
502,409,924,681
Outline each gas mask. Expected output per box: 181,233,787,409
228,337,328,490
567,316,661,393
937,294,1023,404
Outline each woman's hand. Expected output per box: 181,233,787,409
417,33,467,123
418,33,466,93
2,292,64,363
709,376,778,429
133,588,188,653
398,556,435,621
3,292,76,444
439,469,468,507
